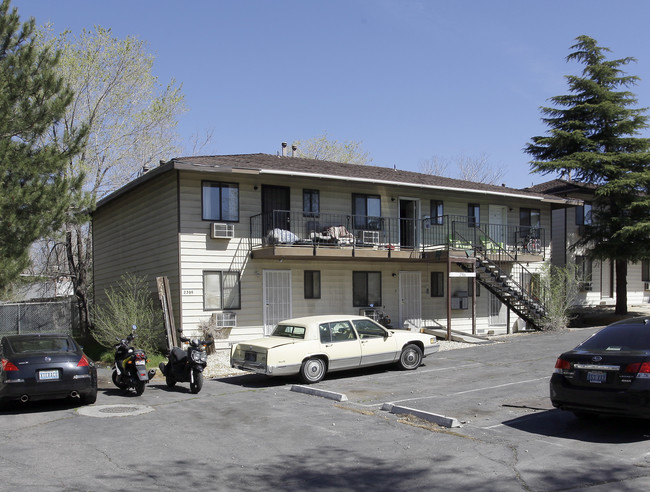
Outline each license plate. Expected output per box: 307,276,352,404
245,352,257,362
135,360,146,366
38,370,59,381
587,371,606,383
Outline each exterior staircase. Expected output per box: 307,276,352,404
454,234,548,330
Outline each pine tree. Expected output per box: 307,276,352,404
0,0,85,290
525,35,650,314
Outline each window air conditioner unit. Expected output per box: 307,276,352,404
211,223,234,239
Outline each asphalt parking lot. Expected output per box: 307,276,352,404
1,326,650,491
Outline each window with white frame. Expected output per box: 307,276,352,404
203,271,241,310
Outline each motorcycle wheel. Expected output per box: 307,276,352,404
134,379,146,396
165,372,176,389
111,370,127,390
190,370,203,394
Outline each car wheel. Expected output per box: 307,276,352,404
190,370,203,394
398,344,423,370
166,373,176,389
299,357,326,384
80,387,97,405
134,380,146,396
111,370,127,390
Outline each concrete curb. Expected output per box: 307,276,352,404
291,385,348,402
382,403,461,428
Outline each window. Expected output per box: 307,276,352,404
576,256,593,290
303,189,319,217
468,203,480,227
643,261,650,282
353,271,382,307
352,319,387,338
575,203,592,226
304,270,321,299
203,271,241,310
431,200,444,225
431,272,444,297
202,182,239,221
319,321,356,343
520,208,541,238
271,324,306,339
353,194,381,230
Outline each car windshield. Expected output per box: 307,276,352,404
578,323,650,351
271,325,306,339
8,337,74,354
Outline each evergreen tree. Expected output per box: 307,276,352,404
0,0,85,290
525,35,650,314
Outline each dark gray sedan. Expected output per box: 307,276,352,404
0,334,97,406
550,317,650,419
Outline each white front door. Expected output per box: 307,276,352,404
399,271,421,329
488,205,508,246
263,270,292,335
488,291,507,326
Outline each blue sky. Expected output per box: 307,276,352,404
12,0,650,188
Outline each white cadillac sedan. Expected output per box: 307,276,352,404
230,315,440,383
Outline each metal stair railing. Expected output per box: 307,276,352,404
451,226,548,329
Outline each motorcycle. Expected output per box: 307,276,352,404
159,333,213,394
112,325,156,395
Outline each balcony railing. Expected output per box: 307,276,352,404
250,211,545,258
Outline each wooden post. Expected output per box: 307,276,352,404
157,277,177,351
472,263,477,336
447,255,452,341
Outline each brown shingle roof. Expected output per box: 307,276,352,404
172,153,551,199
97,153,568,209
525,178,597,195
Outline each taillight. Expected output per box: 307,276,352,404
624,362,650,373
554,358,571,372
77,355,90,367
1,359,19,371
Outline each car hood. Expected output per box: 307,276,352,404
237,337,300,350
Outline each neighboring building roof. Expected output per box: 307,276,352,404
525,178,598,196
97,153,570,208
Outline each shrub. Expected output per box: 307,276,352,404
91,273,164,355
539,263,579,331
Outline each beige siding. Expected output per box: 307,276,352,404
93,172,180,324
96,168,549,344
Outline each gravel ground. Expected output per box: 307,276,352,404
203,339,480,379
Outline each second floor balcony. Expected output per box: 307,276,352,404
249,211,546,263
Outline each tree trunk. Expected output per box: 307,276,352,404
66,227,91,337
615,259,628,315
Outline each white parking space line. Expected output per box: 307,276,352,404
387,376,549,406
448,377,549,396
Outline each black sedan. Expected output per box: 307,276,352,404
0,334,97,406
550,317,650,419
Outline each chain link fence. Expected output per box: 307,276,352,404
0,298,79,337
